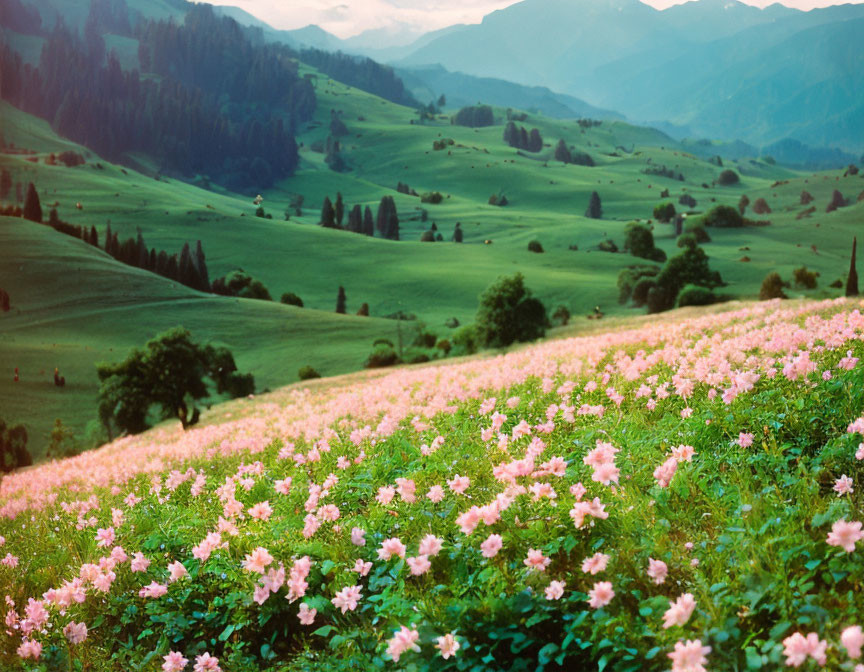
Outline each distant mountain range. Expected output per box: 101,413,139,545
219,0,863,157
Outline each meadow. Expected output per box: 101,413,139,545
1,296,863,670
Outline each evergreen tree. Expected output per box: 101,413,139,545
336,286,346,314
363,206,374,237
48,207,60,227
105,223,113,254
503,122,517,146
178,242,196,288
22,182,42,222
376,196,399,239
453,222,463,243
554,139,571,164
90,225,98,247
847,237,859,297
137,232,149,269
347,204,362,233
335,192,344,228
585,191,602,219
320,197,336,228
194,240,210,291
527,128,543,153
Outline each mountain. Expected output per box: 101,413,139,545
392,0,864,153
396,64,622,120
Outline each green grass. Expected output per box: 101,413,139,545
1,69,863,457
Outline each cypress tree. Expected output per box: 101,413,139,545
105,223,113,253
336,286,346,314
23,182,42,222
335,192,344,228
137,232,149,269
178,242,195,288
90,225,98,247
48,207,60,227
585,191,602,219
347,204,361,233
320,197,336,228
554,139,571,164
528,128,543,153
149,248,157,270
847,237,859,297
387,210,400,241
453,222,463,243
363,206,374,237
194,240,210,291
519,127,529,150
503,122,517,146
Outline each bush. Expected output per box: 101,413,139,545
752,198,772,215
436,339,452,355
364,345,400,369
552,305,570,326
624,222,666,262
420,192,444,204
703,205,744,228
679,194,697,208
1,417,31,472
452,323,481,354
759,272,787,300
632,278,657,307
826,190,846,213
212,271,272,301
717,169,740,186
677,284,715,307
476,273,547,348
420,230,436,242
677,233,698,249
684,222,711,243
793,266,819,289
598,238,618,253
617,266,659,304
298,365,321,381
280,292,304,307
801,191,814,205
527,240,544,253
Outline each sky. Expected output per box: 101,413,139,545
205,0,864,38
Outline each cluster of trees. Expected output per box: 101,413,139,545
503,123,543,152
212,270,271,300
318,194,399,240
97,327,254,437
623,223,666,263
0,0,41,34
553,140,594,166
642,165,684,181
452,105,495,128
1,4,315,190
618,244,723,313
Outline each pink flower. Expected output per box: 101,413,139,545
668,639,711,672
352,559,372,576
17,639,42,660
351,527,366,546
647,558,668,584
653,457,679,488
588,581,615,609
545,580,565,600
395,478,416,503
842,626,864,660
298,603,316,625
738,432,754,448
274,478,292,495
331,585,362,613
64,621,88,644
248,501,272,521
139,582,168,598
376,486,395,505
581,552,610,575
436,633,460,659
378,537,406,560
783,632,827,667
448,475,470,494
418,534,444,557
387,625,421,662
95,527,115,547
524,548,551,572
168,561,188,582
406,555,432,576
243,547,274,574
663,593,697,628
834,475,854,496
827,519,864,553
480,534,503,558
130,552,150,572
162,651,189,672
427,485,445,503
193,652,221,672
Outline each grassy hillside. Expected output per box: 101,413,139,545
1,297,863,670
0,215,400,459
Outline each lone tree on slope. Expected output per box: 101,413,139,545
847,237,859,297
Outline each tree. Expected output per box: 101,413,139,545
647,245,723,313
738,195,750,215
847,237,859,297
363,206,374,237
298,365,320,380
280,292,303,307
703,205,744,228
0,418,31,473
585,191,602,219
335,192,344,227
453,222,463,243
357,302,369,316
553,305,570,326
0,169,11,201
800,191,814,205
717,169,740,186
752,198,771,215
653,202,676,222
759,272,787,300
527,128,543,153
376,196,399,240
476,273,547,348
211,270,271,300
347,204,362,233
554,139,572,164
320,196,336,228
437,94,446,108
827,190,846,213
22,182,42,222
624,223,665,262
97,327,254,436
527,240,544,253
0,288,9,312
336,286,346,314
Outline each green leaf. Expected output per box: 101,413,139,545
312,625,335,637
218,624,235,642
320,559,336,576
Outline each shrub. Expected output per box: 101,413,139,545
212,271,272,301
684,222,711,243
624,222,666,262
552,305,570,326
527,240,544,253
793,266,819,289
801,190,814,205
452,323,481,354
432,138,454,151
752,198,772,214
703,205,744,228
364,345,400,369
420,230,436,242
280,292,304,307
679,194,697,208
738,195,750,215
1,417,31,472
617,266,659,304
420,192,443,204
298,365,321,380
632,278,657,307
677,233,698,249
598,238,618,253
759,272,787,300
435,338,452,355
677,284,715,307
826,190,846,213
717,169,740,186
475,274,547,348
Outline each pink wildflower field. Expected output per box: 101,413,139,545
1,298,864,671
